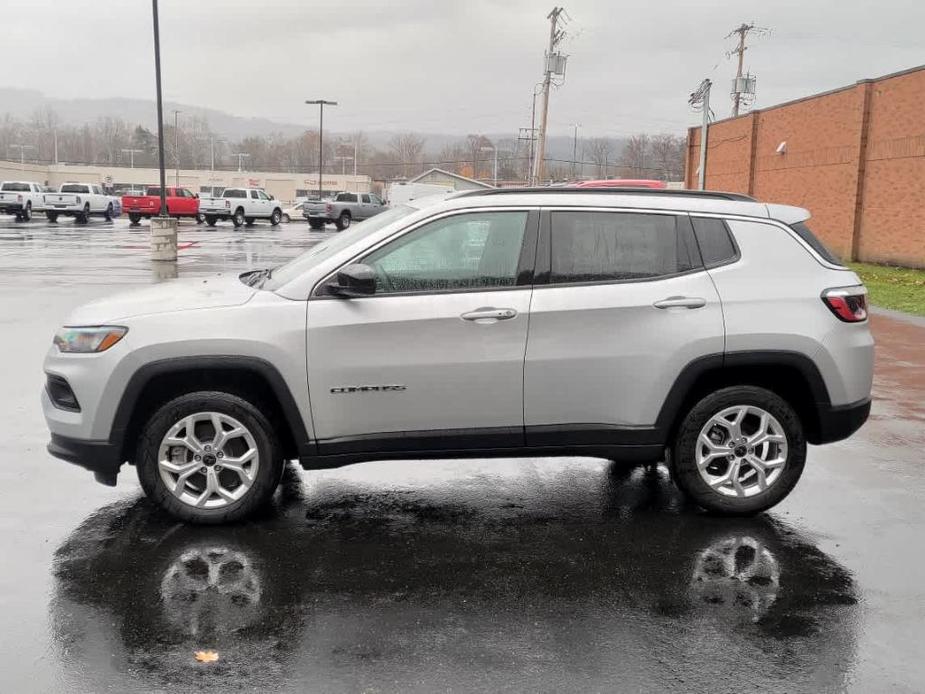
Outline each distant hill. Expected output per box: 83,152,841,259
0,87,625,161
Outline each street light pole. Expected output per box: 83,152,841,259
121,148,142,168
9,144,34,171
480,145,498,187
234,152,249,172
305,99,337,198
151,0,167,217
172,109,182,187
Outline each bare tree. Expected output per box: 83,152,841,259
437,141,466,174
585,137,613,178
388,132,426,178
622,134,651,178
649,133,685,181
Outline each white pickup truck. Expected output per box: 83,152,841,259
0,181,46,221
199,187,283,227
44,183,119,223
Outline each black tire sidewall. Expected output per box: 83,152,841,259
136,391,283,524
672,386,806,515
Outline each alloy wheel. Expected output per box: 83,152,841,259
695,405,788,498
158,412,260,509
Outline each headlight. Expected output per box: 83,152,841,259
53,326,127,353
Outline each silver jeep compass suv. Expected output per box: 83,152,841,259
43,188,874,523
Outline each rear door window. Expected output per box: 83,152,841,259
548,211,700,283
789,221,843,266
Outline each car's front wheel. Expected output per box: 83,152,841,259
232,208,245,227
671,386,805,515
271,209,282,226
136,391,284,524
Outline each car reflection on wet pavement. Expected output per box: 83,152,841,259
51,464,858,693
2,216,924,693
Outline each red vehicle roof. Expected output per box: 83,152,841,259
572,179,668,189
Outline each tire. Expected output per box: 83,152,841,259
232,208,245,227
46,211,58,223
196,213,205,225
128,213,142,226
309,220,325,230
205,214,217,227
671,386,806,516
270,209,282,226
334,211,351,230
135,391,284,524
76,204,90,224
21,202,32,222
104,203,114,222
282,213,291,224
245,217,255,227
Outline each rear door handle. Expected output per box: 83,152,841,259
653,296,706,309
461,307,518,322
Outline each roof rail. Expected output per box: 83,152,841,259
454,187,757,202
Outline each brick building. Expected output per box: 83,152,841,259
685,65,925,268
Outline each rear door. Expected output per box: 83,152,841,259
307,208,539,452
524,208,724,445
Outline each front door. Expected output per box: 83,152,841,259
307,209,538,454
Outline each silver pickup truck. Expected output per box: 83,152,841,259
303,191,387,230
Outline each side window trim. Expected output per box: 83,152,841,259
310,208,540,300
690,215,742,269
535,208,705,288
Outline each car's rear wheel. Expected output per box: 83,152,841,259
282,213,291,224
128,212,142,226
245,217,255,227
335,211,351,230
671,386,805,515
76,204,90,224
204,214,217,227
232,208,245,227
104,203,114,221
21,202,32,222
46,211,58,223
309,220,324,230
196,213,205,225
136,391,284,524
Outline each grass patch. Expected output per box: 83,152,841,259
848,262,925,316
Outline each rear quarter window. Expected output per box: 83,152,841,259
789,221,844,266
2,182,30,192
691,217,739,267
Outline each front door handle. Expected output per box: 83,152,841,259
653,296,706,309
461,307,518,322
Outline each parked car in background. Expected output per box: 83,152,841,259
199,187,283,227
44,183,119,223
282,197,309,223
0,181,46,221
122,186,203,226
386,181,453,206
42,188,873,523
303,191,387,230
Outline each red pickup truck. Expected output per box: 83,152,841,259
122,186,203,225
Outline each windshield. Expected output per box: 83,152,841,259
1,182,30,192
60,184,89,193
261,205,416,291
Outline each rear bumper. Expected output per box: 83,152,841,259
0,203,25,213
47,433,123,486
814,397,871,444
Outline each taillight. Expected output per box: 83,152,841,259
225,200,230,209
822,286,868,322
76,196,81,204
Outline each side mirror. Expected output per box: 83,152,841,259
270,195,275,200
327,263,376,298
194,193,199,199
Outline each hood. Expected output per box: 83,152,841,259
65,275,257,325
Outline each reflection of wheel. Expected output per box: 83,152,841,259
136,391,284,523
270,209,282,226
204,214,217,227
129,213,142,226
232,208,245,227
245,217,255,227
672,386,805,515
309,220,324,230
690,534,780,622
334,211,351,230
196,213,205,225
160,545,263,636
46,211,58,223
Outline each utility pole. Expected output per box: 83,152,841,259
172,109,182,186
121,148,142,168
728,23,765,117
518,127,537,184
305,99,337,198
532,7,567,185
150,0,175,262
689,79,712,190
9,144,34,170
53,129,58,165
234,152,249,172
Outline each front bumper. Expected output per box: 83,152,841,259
814,397,871,444
47,433,123,486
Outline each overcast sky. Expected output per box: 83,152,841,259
3,0,923,138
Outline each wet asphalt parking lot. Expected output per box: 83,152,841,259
1,214,924,693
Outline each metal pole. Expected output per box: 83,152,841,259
318,103,324,197
210,137,214,173
571,123,579,178
698,81,711,191
173,109,181,187
54,129,58,165
493,146,498,187
354,139,357,177
152,0,167,216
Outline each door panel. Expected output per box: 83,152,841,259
524,210,724,438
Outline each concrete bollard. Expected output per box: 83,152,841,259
150,216,178,261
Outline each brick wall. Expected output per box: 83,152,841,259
686,65,925,268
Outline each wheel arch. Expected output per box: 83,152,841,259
656,351,831,446
113,356,311,463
